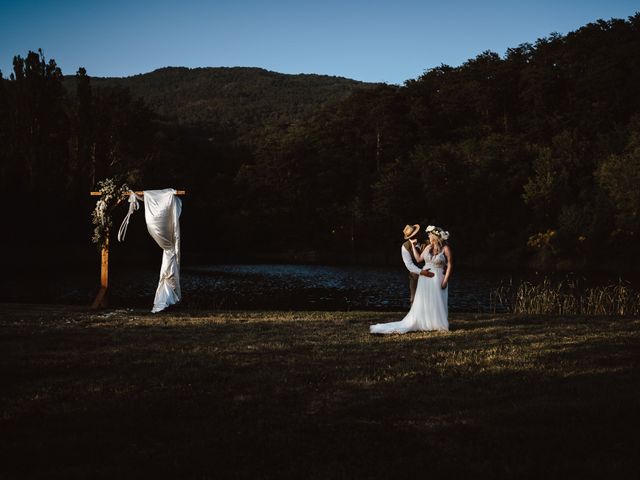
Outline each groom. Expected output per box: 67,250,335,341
401,224,433,304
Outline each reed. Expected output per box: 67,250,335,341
491,277,640,316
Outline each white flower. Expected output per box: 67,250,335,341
426,225,451,240
96,200,107,226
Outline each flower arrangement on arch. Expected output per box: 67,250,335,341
91,177,130,249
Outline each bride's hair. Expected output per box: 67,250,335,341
428,233,443,253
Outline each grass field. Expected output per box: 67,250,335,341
1,304,639,478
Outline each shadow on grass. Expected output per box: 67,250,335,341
1,307,638,478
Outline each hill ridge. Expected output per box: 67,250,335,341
64,65,372,131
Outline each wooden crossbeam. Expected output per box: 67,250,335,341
90,189,185,309
90,190,186,196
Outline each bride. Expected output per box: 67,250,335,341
370,225,452,334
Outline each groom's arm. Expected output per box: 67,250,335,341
401,246,422,275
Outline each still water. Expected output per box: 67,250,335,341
174,264,500,311
4,263,634,312
4,263,509,311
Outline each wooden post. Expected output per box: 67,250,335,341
89,190,185,309
91,235,109,309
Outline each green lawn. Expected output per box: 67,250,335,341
1,304,638,478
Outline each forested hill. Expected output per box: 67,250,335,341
64,67,368,133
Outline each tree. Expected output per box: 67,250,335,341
597,116,640,237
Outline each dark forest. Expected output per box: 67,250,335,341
1,14,639,271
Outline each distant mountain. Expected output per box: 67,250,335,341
64,67,370,134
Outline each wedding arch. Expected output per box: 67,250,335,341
90,183,185,313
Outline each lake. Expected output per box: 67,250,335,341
5,263,628,312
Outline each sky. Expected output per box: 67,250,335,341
0,0,638,85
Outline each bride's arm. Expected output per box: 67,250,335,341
412,242,427,263
442,245,452,289
413,243,434,277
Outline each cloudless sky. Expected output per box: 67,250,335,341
0,0,637,84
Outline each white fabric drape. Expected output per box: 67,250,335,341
143,189,182,313
117,192,143,242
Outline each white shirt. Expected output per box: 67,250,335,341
401,244,422,275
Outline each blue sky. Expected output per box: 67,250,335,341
0,0,637,84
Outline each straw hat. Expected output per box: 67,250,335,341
402,224,420,240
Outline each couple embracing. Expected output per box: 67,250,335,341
370,224,452,334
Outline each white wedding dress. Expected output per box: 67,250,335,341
370,248,449,333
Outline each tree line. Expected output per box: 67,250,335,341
1,13,639,270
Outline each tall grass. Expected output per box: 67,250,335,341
490,278,640,315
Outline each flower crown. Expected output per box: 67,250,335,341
425,225,450,241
